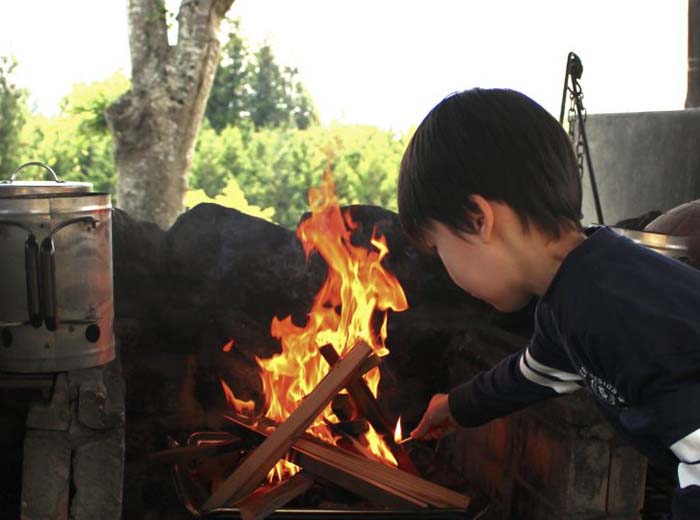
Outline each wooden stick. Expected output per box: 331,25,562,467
147,437,241,466
319,344,418,475
236,471,316,520
221,414,470,510
218,414,427,509
202,341,373,511
294,436,469,510
320,345,392,435
288,441,429,509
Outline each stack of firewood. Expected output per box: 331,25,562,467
148,341,474,519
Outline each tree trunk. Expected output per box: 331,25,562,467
687,0,700,108
106,0,235,229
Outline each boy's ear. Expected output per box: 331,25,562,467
469,195,494,243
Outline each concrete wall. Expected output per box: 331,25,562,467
580,109,700,225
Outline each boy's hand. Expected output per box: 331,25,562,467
411,393,458,440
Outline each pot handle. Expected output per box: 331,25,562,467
0,220,43,327
25,235,42,328
39,237,58,331
4,162,63,183
38,217,99,331
48,216,98,238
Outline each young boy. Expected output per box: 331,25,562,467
398,88,700,518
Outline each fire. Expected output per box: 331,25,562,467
269,459,301,482
219,378,256,416
222,170,408,481
394,417,403,444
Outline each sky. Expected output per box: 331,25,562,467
0,1,689,132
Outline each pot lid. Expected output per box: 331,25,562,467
0,162,92,197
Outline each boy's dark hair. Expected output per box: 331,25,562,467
398,88,583,248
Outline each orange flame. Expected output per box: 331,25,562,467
219,378,256,416
269,458,301,482
221,171,408,480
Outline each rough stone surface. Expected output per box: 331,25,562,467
607,444,648,515
21,430,71,520
26,373,70,431
70,429,124,520
18,361,126,519
112,207,167,321
72,361,125,430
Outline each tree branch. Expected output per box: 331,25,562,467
127,0,170,94
171,0,234,102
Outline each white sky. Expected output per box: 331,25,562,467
0,0,689,131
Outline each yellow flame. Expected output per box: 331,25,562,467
268,458,301,484
394,417,403,444
221,171,408,477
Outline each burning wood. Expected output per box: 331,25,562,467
203,341,374,510
320,343,418,475
200,172,470,516
147,434,242,466
236,471,316,520
216,414,471,511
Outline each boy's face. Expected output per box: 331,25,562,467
425,220,532,313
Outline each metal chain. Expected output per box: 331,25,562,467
567,85,586,178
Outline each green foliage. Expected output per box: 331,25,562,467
205,19,318,131
189,122,252,197
185,176,274,222
188,123,411,229
0,56,28,176
7,46,407,229
17,72,129,196
61,72,130,134
206,19,251,132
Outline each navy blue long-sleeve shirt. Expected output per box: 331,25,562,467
448,226,700,518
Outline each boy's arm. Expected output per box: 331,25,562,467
449,338,582,427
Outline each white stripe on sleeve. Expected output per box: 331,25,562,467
678,462,700,488
525,349,583,382
518,354,581,394
671,427,700,463
670,427,700,489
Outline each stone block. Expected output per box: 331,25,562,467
71,361,125,430
607,444,647,515
485,419,510,463
568,437,611,513
26,373,70,431
70,428,124,520
21,430,71,520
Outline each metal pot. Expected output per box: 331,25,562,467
610,227,690,261
0,162,114,373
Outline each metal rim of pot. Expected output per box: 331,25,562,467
610,226,689,257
